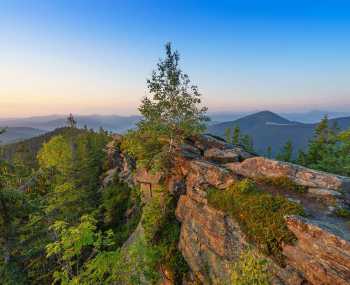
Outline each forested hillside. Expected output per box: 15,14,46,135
0,128,86,168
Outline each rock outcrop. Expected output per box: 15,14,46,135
176,186,247,283
225,157,350,191
284,215,350,285
117,134,350,285
173,135,350,285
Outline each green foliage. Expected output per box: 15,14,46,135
224,125,254,152
122,43,208,171
233,126,241,145
100,180,141,247
207,179,304,263
142,193,169,243
141,192,189,284
255,176,307,193
231,249,270,285
335,208,350,218
276,140,293,162
37,135,73,175
46,215,115,284
297,115,350,176
225,128,232,144
78,237,161,285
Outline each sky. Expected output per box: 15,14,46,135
1,0,350,117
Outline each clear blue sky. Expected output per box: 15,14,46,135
1,0,350,117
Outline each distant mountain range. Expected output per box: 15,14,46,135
0,115,141,133
207,111,350,156
1,111,350,151
0,127,46,145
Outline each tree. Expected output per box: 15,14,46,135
276,140,293,162
122,43,208,171
225,128,232,144
37,135,74,177
46,215,114,284
300,115,340,173
266,146,272,159
241,134,254,153
0,160,29,283
66,114,77,128
232,126,241,145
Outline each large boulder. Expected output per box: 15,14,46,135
204,147,252,163
188,134,255,160
186,159,239,190
225,157,350,191
283,215,350,285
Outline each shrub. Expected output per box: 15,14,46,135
207,179,304,263
255,176,307,193
335,208,350,218
231,249,270,285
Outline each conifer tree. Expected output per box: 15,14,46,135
276,140,293,162
233,126,241,145
225,128,232,144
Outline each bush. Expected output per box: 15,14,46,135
207,179,304,263
255,176,307,193
335,208,350,218
231,249,270,285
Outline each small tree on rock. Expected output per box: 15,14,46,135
122,43,209,171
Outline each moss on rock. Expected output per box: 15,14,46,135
207,179,305,263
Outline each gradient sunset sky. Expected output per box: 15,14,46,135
1,0,350,117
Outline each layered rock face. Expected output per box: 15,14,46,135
284,216,350,285
123,134,350,285
225,157,350,191
171,135,350,285
176,186,247,283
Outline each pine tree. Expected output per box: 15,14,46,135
233,126,241,145
225,128,232,144
276,140,293,162
241,134,254,153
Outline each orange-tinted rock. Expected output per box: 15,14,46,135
225,157,350,191
176,187,247,283
283,215,350,285
186,159,239,190
134,168,162,184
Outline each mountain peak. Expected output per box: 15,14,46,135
237,110,290,124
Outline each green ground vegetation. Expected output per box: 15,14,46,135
207,179,304,263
